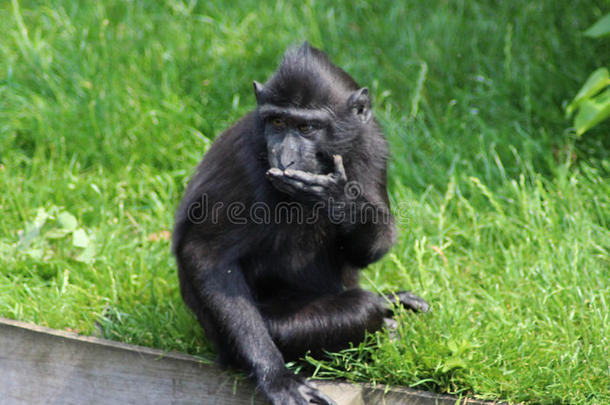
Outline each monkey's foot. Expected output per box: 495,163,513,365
383,317,400,340
386,291,430,313
383,317,399,330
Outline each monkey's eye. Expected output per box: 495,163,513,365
298,124,313,134
271,117,285,128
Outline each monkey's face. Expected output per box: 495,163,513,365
253,44,374,177
263,113,330,174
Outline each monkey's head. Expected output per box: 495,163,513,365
254,42,373,174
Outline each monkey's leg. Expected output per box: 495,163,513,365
262,288,386,361
176,242,335,405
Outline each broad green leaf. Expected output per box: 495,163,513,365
566,67,610,117
442,357,467,373
25,248,43,260
447,339,459,354
584,13,610,38
33,207,49,228
75,244,96,263
72,228,90,248
574,88,610,135
57,212,78,231
0,241,14,255
45,229,72,239
17,207,49,250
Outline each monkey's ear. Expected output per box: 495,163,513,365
253,81,265,104
348,87,372,123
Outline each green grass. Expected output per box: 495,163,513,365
1,0,609,404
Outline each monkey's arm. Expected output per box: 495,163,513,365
339,206,395,267
176,238,335,405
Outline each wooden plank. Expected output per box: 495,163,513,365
0,317,503,405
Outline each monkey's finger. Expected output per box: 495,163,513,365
332,155,347,182
279,177,326,195
269,175,327,198
268,168,327,187
389,291,430,313
283,169,333,188
268,175,305,191
299,382,337,405
306,185,326,196
266,169,299,186
267,173,301,195
310,391,337,405
266,168,284,177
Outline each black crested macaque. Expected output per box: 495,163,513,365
173,42,429,405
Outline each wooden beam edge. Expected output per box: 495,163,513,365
0,317,508,405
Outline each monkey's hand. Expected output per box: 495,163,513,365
262,371,336,405
266,155,347,202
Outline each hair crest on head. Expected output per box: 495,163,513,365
260,42,360,108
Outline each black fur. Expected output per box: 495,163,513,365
173,42,428,405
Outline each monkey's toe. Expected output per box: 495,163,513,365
388,291,430,313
